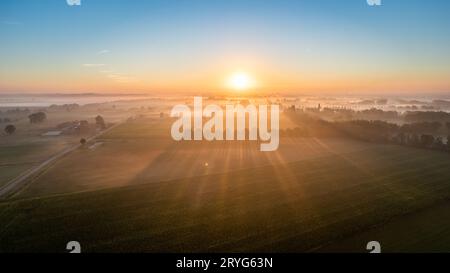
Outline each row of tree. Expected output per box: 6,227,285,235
0,108,31,114
390,133,449,150
281,114,450,152
288,105,450,124
4,114,106,136
3,112,49,135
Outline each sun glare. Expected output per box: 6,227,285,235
227,72,255,91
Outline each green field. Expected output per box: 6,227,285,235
1,128,450,252
0,140,77,187
14,118,373,197
2,118,450,253
318,201,450,252
0,108,127,187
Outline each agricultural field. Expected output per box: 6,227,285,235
0,137,79,187
318,201,450,252
1,118,450,252
14,117,375,198
0,101,158,190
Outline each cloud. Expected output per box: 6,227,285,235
107,74,135,83
99,70,113,74
83,63,136,83
98,49,110,55
83,63,106,67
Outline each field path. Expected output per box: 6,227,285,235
0,121,124,199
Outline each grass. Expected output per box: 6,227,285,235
1,142,450,252
0,108,132,188
99,118,171,139
0,140,75,186
2,117,450,253
15,137,376,197
0,165,34,188
318,201,450,252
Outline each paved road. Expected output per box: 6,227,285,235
0,122,123,199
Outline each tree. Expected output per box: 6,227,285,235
397,132,407,145
95,115,106,129
420,134,435,148
4,124,16,135
434,137,445,149
80,138,87,145
28,112,47,124
401,122,442,134
408,133,420,147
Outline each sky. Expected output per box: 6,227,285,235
1,0,450,95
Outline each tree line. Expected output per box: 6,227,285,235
288,106,450,124
281,113,450,152
3,113,107,136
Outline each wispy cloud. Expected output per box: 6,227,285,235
83,63,106,67
107,73,135,83
98,49,110,55
83,62,136,83
99,70,113,74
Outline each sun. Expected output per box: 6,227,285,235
227,72,255,91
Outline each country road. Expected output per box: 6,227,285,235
0,121,124,199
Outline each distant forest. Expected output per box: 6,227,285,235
283,111,450,152
285,105,450,124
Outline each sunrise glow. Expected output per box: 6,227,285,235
227,72,255,91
